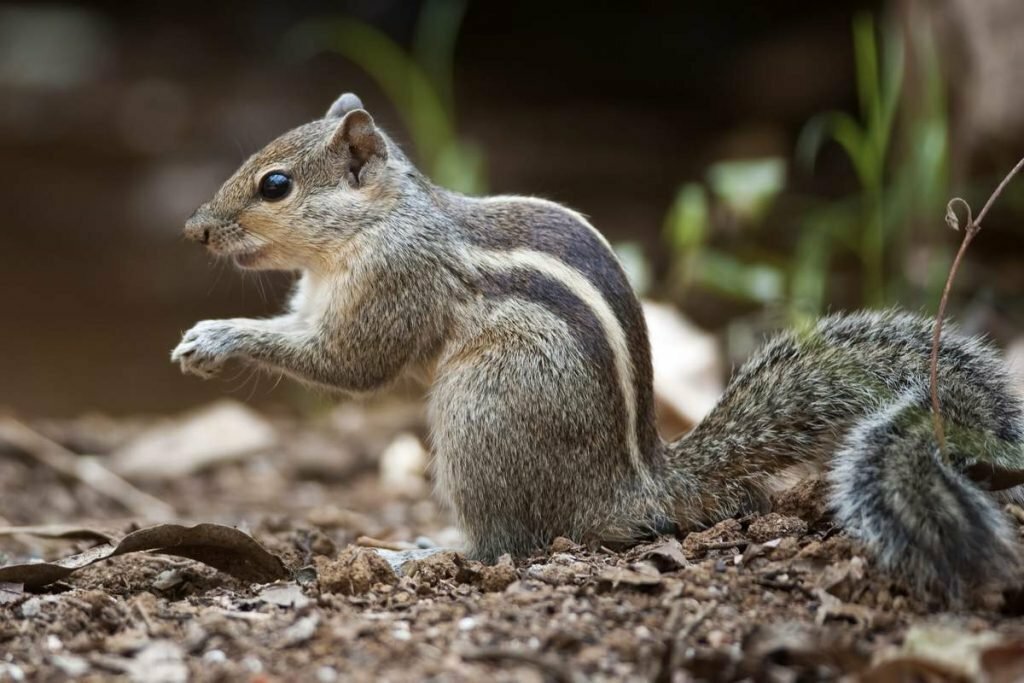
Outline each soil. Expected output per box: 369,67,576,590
2,403,1023,682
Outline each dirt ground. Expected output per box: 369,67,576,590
2,400,1024,683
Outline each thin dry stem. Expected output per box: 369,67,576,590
0,417,176,520
930,157,1024,451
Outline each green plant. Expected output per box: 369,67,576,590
798,13,903,306
663,11,954,326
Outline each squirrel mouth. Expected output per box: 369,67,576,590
232,247,267,268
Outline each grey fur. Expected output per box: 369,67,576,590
172,94,1024,598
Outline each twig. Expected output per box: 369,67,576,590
701,539,749,551
461,647,582,683
355,535,417,551
930,157,1024,451
0,417,175,520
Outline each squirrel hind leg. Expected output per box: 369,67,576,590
829,388,1023,601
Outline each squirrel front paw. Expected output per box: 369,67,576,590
171,320,242,379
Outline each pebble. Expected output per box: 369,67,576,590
317,666,339,683
20,598,41,619
50,655,88,678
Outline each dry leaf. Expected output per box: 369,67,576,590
640,537,687,571
0,523,289,588
980,640,1024,683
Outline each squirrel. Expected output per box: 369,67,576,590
172,92,1024,599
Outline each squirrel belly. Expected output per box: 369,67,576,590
173,91,1024,597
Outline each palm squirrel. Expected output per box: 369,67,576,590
172,92,1024,598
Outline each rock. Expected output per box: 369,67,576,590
259,582,310,609
549,536,576,554
682,518,744,555
526,563,577,586
401,551,465,586
477,554,518,592
111,401,277,480
379,433,428,497
126,640,188,683
747,513,809,543
280,614,320,648
643,301,724,432
318,547,398,595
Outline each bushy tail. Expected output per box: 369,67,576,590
829,386,1022,600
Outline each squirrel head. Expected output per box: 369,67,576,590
184,92,408,271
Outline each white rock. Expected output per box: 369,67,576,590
642,301,723,429
126,641,187,683
112,401,278,480
379,433,427,496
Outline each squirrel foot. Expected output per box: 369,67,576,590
170,319,241,378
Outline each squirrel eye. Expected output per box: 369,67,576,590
258,171,292,201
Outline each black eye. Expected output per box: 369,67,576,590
258,171,292,201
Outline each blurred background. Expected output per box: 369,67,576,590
2,0,1023,418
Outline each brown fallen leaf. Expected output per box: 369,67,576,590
639,537,687,572
0,523,289,588
979,640,1024,683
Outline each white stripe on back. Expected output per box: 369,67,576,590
466,245,642,471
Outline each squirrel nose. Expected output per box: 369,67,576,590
184,213,213,245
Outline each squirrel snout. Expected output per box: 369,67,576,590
184,214,214,245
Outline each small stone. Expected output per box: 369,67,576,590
309,532,337,558
0,663,25,681
401,551,464,586
768,537,800,561
707,629,729,648
152,569,185,591
318,547,398,595
682,519,743,555
526,563,576,586
203,650,226,664
747,513,809,543
259,582,310,609
550,536,576,553
478,554,518,592
50,654,89,678
242,657,263,673
20,597,41,618
280,615,319,648
317,666,339,683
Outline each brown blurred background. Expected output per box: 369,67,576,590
2,0,1023,417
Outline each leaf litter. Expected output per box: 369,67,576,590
2,400,1024,681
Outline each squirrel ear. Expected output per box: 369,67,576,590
325,92,363,119
328,109,388,186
